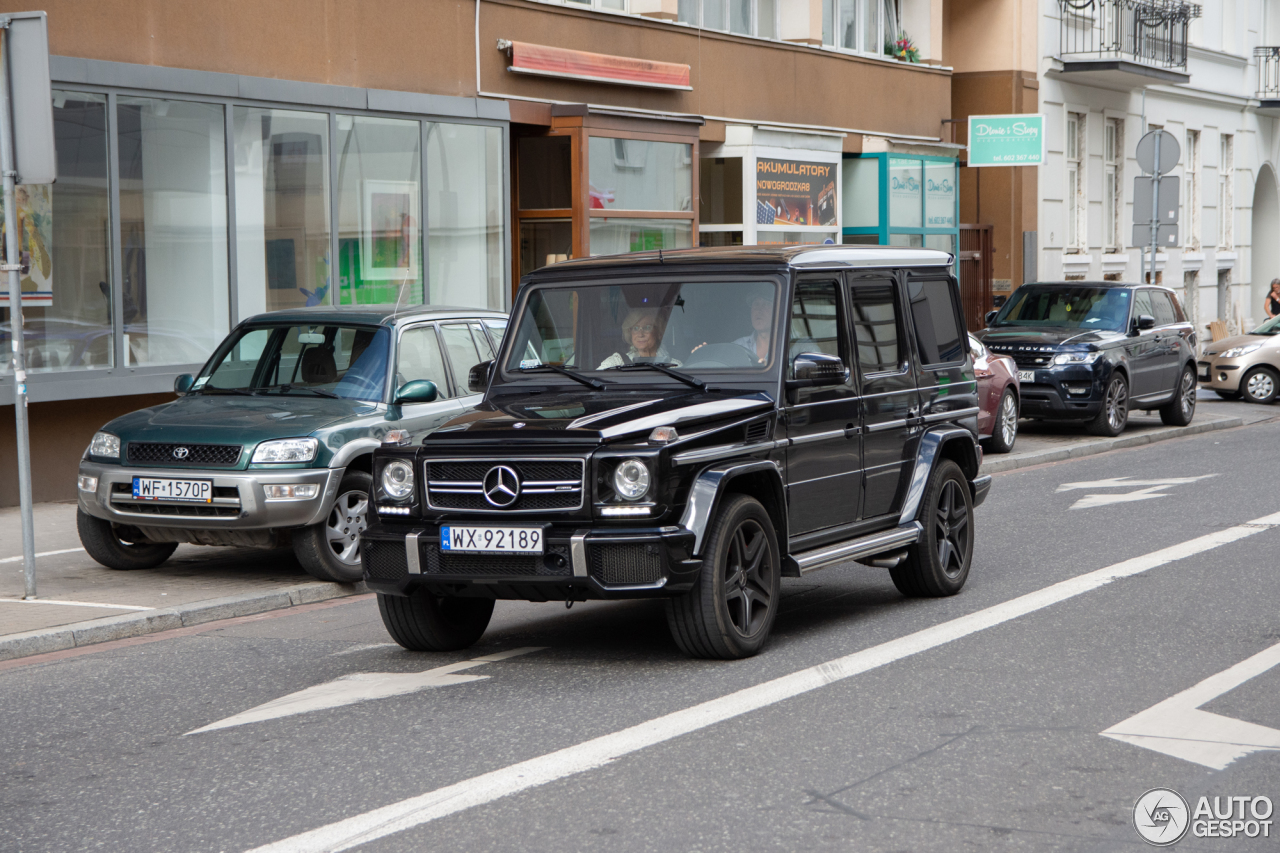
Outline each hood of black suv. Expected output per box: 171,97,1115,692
975,326,1126,347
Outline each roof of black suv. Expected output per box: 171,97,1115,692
528,245,953,278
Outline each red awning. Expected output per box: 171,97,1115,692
504,41,691,91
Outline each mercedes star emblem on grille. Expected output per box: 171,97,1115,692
173,447,189,459
482,465,521,507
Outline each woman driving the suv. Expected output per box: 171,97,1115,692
598,307,681,368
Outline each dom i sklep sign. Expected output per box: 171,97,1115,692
967,114,1046,167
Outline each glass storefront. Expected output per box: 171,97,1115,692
842,153,958,263
3,86,507,391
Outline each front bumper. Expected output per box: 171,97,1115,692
362,521,700,601
77,460,341,530
1198,356,1248,392
1012,365,1104,420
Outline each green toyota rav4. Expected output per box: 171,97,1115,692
363,246,992,659
76,306,507,582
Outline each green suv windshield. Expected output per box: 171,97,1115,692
503,279,782,377
195,324,391,402
992,286,1131,331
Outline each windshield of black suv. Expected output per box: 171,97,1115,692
1248,315,1280,336
991,286,1132,331
502,279,781,380
194,323,391,402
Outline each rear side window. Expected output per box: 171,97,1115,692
848,284,902,376
1133,289,1154,321
907,279,965,366
1149,291,1178,325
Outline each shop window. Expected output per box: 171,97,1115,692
757,231,836,246
888,158,922,229
888,233,923,247
700,231,744,247
427,122,505,310
588,138,692,212
699,157,743,225
842,157,879,228
336,115,423,306
233,107,331,317
1,91,113,374
518,136,572,210
924,160,955,229
589,218,693,254
520,219,573,275
117,97,230,367
924,234,954,254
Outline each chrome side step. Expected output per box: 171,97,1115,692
791,523,923,575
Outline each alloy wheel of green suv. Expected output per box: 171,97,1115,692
293,469,371,583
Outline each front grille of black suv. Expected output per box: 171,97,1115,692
590,543,663,585
423,542,572,576
127,442,242,467
425,458,584,513
364,539,409,581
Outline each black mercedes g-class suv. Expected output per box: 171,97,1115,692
975,281,1198,436
363,246,992,659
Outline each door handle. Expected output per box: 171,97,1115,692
844,423,861,437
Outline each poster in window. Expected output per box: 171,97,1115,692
755,159,837,227
0,184,52,307
361,180,419,281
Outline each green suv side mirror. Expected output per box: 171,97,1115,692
393,379,438,405
174,373,195,395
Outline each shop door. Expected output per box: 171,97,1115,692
958,225,993,331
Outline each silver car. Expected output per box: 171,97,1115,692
1198,315,1280,404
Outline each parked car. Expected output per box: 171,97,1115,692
974,281,1197,436
362,245,992,659
76,306,509,582
968,333,1019,453
1198,314,1280,404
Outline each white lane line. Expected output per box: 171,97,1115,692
246,511,1280,853
0,598,154,611
1102,640,1280,770
0,547,85,564
328,643,400,657
187,647,547,735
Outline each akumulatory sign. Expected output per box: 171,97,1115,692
967,114,1046,167
756,158,837,227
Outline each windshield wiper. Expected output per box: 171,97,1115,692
266,385,342,399
605,362,706,390
518,364,607,391
201,387,259,396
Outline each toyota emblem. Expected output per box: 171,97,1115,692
482,465,521,507
173,447,189,460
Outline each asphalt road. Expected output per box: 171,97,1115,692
4,419,1280,852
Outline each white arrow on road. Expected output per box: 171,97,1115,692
1054,475,1217,510
186,646,545,735
1102,640,1280,770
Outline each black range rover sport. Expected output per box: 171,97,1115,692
363,246,992,659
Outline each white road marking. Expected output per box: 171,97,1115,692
1055,475,1217,492
328,643,400,657
187,646,546,735
0,547,85,564
1069,485,1175,510
1102,640,1280,770
245,510,1280,853
0,598,154,611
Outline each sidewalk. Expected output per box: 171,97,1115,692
1,395,1274,661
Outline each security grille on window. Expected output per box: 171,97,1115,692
1066,113,1085,253
1184,129,1200,250
1219,133,1233,249
1104,119,1123,252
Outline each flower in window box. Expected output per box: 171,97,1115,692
885,32,919,63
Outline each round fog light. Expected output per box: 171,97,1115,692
613,458,651,501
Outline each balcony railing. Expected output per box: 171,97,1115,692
1257,47,1280,99
1058,0,1201,71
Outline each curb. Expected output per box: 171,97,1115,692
0,580,368,662
981,415,1245,476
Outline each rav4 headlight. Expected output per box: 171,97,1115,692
1051,351,1103,366
1219,343,1263,358
613,458,651,501
380,459,415,500
89,432,120,458
252,437,318,463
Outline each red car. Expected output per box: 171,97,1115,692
969,333,1020,453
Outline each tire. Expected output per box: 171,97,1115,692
665,494,781,660
890,459,973,598
1240,366,1279,405
378,590,494,652
1159,364,1197,426
292,469,371,583
1085,373,1129,436
76,509,177,570
1215,390,1242,401
983,389,1019,454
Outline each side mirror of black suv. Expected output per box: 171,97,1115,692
787,352,848,389
468,359,493,393
1134,314,1156,333
984,310,998,327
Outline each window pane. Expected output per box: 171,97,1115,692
589,218,693,254
677,0,700,25
519,218,572,276
756,230,838,245
839,0,856,48
849,284,900,375
730,0,750,34
470,322,496,359
699,157,743,225
428,123,505,310
700,230,744,246
788,281,842,374
842,157,880,228
1133,289,1154,319
704,0,725,29
440,323,484,391
888,232,923,247
517,135,572,210
395,325,450,392
924,160,956,228
924,233,955,254
336,115,422,306
1,92,113,374
888,158,922,228
908,279,964,364
822,0,834,45
860,0,878,52
757,0,776,38
1067,166,1078,247
233,107,331,317
588,137,692,212
601,0,625,8
1149,290,1177,325
117,97,229,367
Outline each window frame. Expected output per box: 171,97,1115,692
1065,112,1085,253
1218,132,1233,249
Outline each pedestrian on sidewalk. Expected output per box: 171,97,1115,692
1266,279,1280,319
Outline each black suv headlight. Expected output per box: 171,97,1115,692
381,459,415,499
613,458,652,501
374,454,418,516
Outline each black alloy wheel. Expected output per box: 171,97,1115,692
666,494,781,660
1241,366,1279,404
890,459,972,597
1086,374,1129,436
1159,365,1197,426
